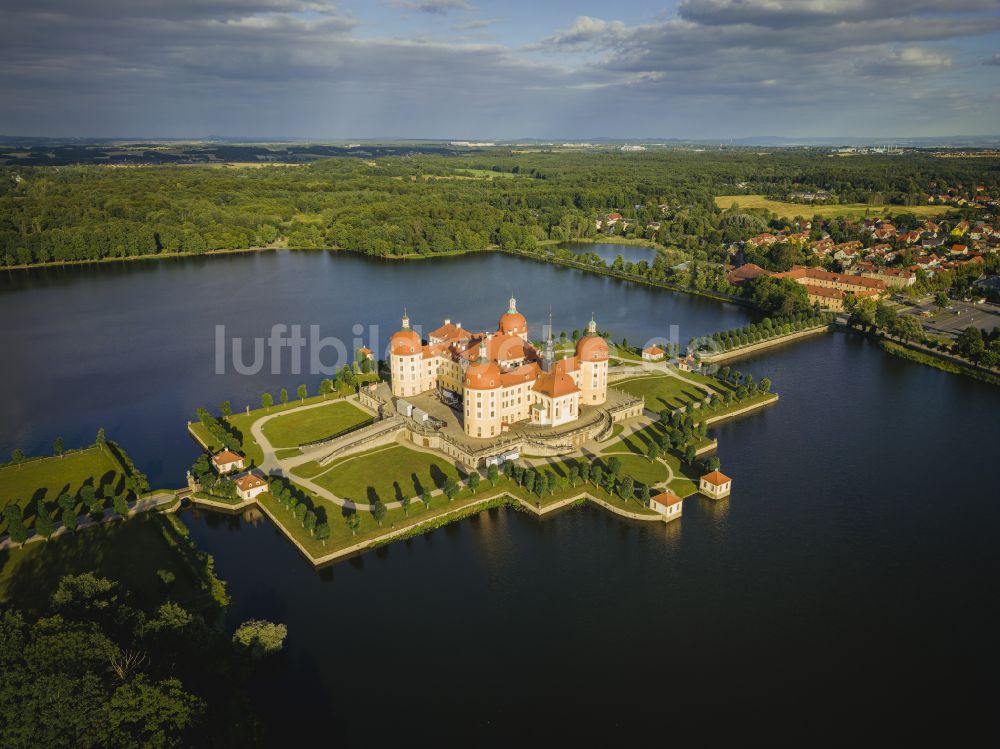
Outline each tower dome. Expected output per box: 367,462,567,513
498,295,527,336
390,311,421,355
576,315,609,362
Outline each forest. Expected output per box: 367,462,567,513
1,147,997,268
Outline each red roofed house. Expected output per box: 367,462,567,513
726,262,768,285
642,345,666,361
234,470,268,502
211,449,245,475
700,470,732,499
649,490,683,521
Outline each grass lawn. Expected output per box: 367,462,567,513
616,373,710,411
0,513,214,614
302,443,465,505
527,454,668,489
262,468,662,559
599,423,704,497
190,383,379,467
0,447,125,534
714,194,951,220
261,400,372,448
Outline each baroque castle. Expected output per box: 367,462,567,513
389,297,609,439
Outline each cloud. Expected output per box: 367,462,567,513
452,17,500,31
677,0,1000,29
534,16,627,49
0,0,998,137
985,52,1000,65
856,47,953,77
390,0,474,14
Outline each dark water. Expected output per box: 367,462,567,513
4,252,999,743
560,240,658,265
184,331,1000,744
0,250,749,486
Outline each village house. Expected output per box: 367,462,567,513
772,265,887,310
234,470,268,501
725,262,768,285
857,266,916,289
700,470,732,499
675,354,697,371
649,490,683,521
642,345,666,361
211,449,245,475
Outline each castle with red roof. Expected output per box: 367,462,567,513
389,296,609,439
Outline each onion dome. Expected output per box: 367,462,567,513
498,295,527,335
390,311,421,355
575,315,609,362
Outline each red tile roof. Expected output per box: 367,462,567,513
651,490,683,507
701,470,731,487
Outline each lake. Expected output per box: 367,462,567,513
559,240,659,265
2,248,998,743
0,249,750,486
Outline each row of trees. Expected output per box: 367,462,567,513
269,477,331,544
695,312,832,353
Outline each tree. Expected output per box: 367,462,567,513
303,510,317,534
647,443,660,462
372,500,387,526
219,400,232,418
35,500,55,539
759,377,771,394
684,445,697,464
4,502,29,545
545,472,557,495
443,478,459,501
704,456,721,472
591,464,603,486
487,463,499,486
53,437,65,458
619,475,635,501
297,384,307,402
114,493,130,517
62,506,78,532
568,465,580,486
607,456,621,476
956,326,985,361
345,512,361,536
640,484,651,507
232,620,287,659
11,448,25,468
261,392,273,412
315,522,330,545
421,490,432,507
279,388,288,406
468,472,481,493
96,427,106,445
934,291,949,309
400,494,411,516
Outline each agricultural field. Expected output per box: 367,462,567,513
714,194,951,220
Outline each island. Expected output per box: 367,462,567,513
184,298,779,566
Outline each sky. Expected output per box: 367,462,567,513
1,0,999,140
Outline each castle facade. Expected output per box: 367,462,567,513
389,297,609,438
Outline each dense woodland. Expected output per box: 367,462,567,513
2,149,997,268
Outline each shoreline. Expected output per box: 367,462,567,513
698,325,832,364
